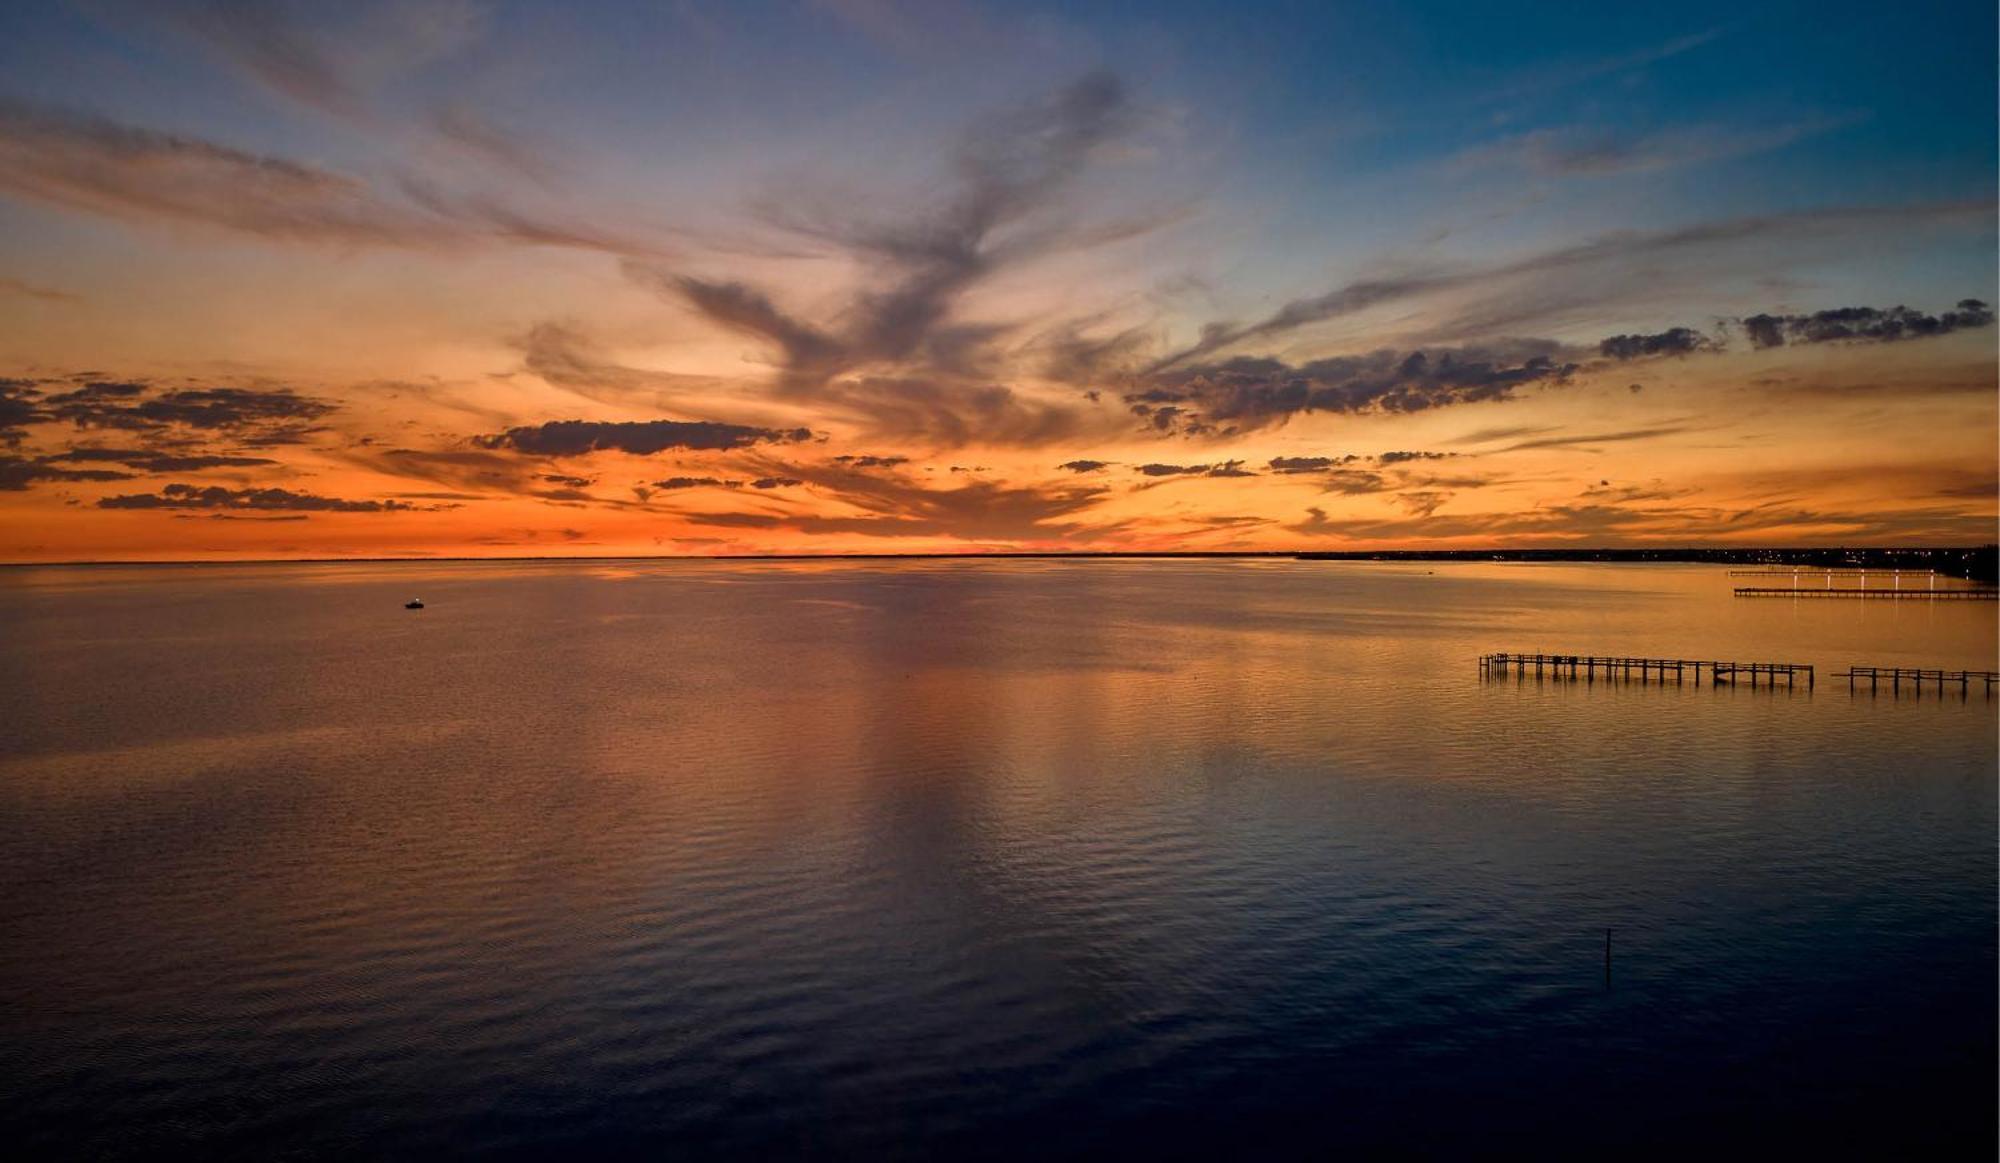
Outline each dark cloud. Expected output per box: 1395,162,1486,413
749,476,803,489
1132,461,1254,478
0,454,133,490
539,473,593,488
1740,300,1994,348
97,483,428,512
1,379,47,444
832,454,910,468
1135,341,1577,433
1057,459,1110,473
42,379,146,403
473,419,814,456
1598,326,1716,360
652,476,741,490
1374,450,1454,464
1267,455,1359,473
37,382,338,440
43,447,280,471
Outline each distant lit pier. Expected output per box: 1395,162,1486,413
1478,653,1813,688
1725,568,1938,579
1726,568,1995,598
1733,587,1997,600
1835,666,2000,696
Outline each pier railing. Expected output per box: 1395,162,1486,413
1478,653,1813,688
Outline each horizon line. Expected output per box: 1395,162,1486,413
3,545,1995,570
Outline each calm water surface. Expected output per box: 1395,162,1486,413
1,560,1994,1157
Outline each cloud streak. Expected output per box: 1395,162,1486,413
1151,201,1991,367
473,419,814,456
96,483,434,511
1133,341,1578,434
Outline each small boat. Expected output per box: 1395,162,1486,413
405,598,425,609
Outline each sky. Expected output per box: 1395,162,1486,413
0,0,1994,560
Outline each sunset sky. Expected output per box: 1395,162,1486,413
1,0,1994,560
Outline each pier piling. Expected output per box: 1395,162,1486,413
1833,667,1998,698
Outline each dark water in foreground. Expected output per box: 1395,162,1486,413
1,560,1994,1158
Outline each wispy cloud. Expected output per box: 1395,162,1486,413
1151,200,1990,366
620,71,1160,446
146,0,487,122
1452,115,1856,179
0,98,659,254
1496,423,1697,453
0,276,77,302
1478,27,1726,105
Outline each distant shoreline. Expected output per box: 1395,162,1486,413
4,545,1995,581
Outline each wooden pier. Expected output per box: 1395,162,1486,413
1834,666,2000,696
1733,586,1996,600
1478,653,1812,688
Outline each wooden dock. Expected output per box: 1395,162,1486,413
1834,666,2000,696
1478,653,1813,688
1734,586,1996,600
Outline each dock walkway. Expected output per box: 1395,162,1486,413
1478,653,1813,688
